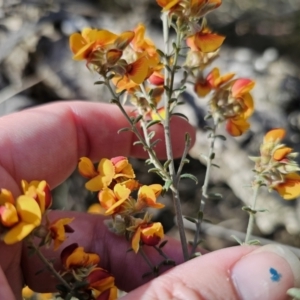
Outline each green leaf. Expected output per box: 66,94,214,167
159,240,168,248
133,140,143,146
94,80,105,85
163,179,173,191
171,112,189,121
209,152,215,160
242,206,257,214
164,65,172,73
156,49,165,58
204,125,213,131
164,159,172,169
247,239,261,245
133,114,143,124
231,235,243,245
146,119,161,129
150,139,161,148
148,131,155,139
118,127,131,134
174,65,181,70
177,101,185,105
207,193,223,200
204,114,212,120
211,163,220,168
197,210,203,220
106,73,115,80
180,173,198,184
215,134,227,141
184,216,197,224
148,167,161,173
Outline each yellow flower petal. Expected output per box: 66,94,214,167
273,147,292,161
131,227,141,253
0,202,19,227
127,56,149,84
194,32,225,53
16,196,41,226
4,222,36,244
264,128,286,143
98,159,115,182
274,173,300,200
78,157,98,178
226,118,250,137
0,188,14,205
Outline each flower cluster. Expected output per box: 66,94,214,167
0,180,52,244
79,156,165,253
59,243,117,300
251,129,300,200
193,68,255,136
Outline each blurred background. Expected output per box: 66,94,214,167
1,1,300,296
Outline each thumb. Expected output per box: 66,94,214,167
122,244,300,300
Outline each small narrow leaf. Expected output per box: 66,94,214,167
247,239,261,245
231,235,243,245
150,139,161,148
215,134,227,141
148,131,155,139
118,127,131,134
94,80,105,85
156,49,165,58
184,216,197,224
180,173,198,184
171,112,189,121
211,163,220,168
207,193,223,200
133,115,143,124
159,240,168,248
204,114,212,120
133,140,143,146
164,159,172,169
146,119,161,129
163,180,173,192
204,126,213,131
148,168,161,173
209,152,215,160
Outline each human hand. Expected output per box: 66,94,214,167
1,101,299,300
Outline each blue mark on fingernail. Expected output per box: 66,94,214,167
269,267,282,282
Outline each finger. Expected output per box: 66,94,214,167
0,266,15,300
0,101,195,195
122,244,300,300
21,210,187,292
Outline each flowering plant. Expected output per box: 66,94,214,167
1,1,300,299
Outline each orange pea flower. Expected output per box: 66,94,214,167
48,218,74,250
111,156,135,179
132,222,164,253
78,157,115,192
69,28,118,61
187,27,225,53
135,184,165,211
156,0,181,12
87,268,118,300
98,183,131,215
4,195,42,244
0,189,18,227
195,67,235,97
61,243,100,269
21,180,52,214
252,129,300,200
225,78,255,136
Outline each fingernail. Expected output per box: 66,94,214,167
231,244,300,300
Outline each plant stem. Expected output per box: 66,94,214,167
191,121,218,254
162,16,189,262
139,247,155,271
29,241,72,290
244,184,260,244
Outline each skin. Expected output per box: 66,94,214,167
0,101,291,300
